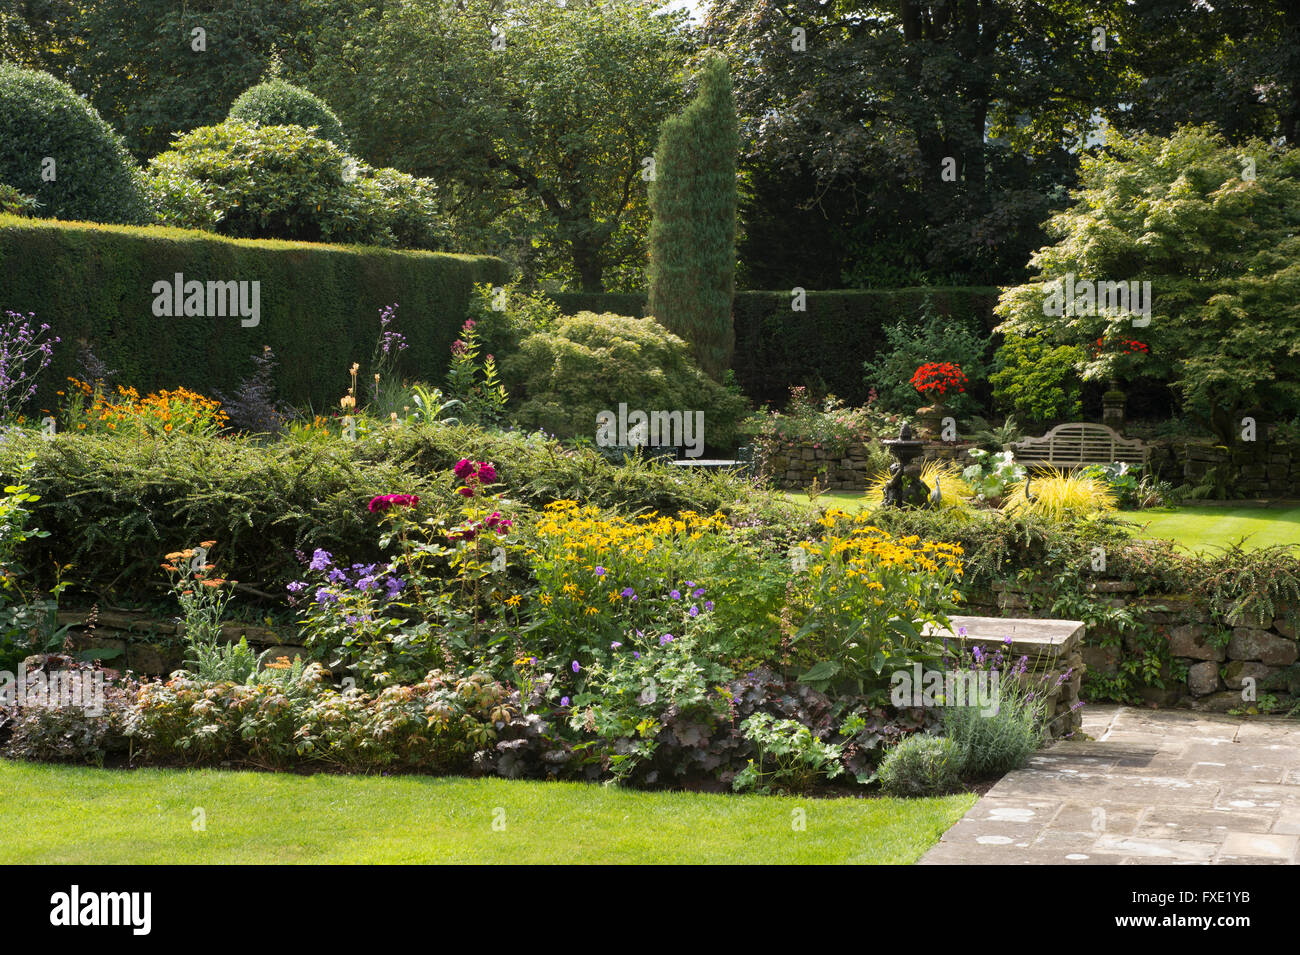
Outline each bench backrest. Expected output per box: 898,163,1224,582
1011,423,1148,467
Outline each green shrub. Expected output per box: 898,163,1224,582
0,430,442,601
0,214,506,411
547,288,999,406
354,165,450,252
0,183,38,217
862,298,990,416
357,423,746,513
0,63,150,224
227,79,349,148
990,334,1084,423
147,121,376,245
877,733,964,796
146,166,222,231
503,312,749,450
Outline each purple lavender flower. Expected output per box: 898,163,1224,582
377,303,408,355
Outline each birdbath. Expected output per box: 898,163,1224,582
879,422,935,508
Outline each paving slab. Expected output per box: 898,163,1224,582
919,703,1300,865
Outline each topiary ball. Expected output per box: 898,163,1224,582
0,62,150,224
228,79,349,149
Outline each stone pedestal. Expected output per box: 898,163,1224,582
1102,387,1126,434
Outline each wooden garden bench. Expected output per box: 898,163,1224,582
1010,423,1148,469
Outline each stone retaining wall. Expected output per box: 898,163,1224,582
1148,436,1300,498
759,437,973,490
58,610,304,676
962,584,1299,713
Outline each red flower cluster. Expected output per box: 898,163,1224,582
910,361,968,397
1093,338,1149,355
367,493,419,513
454,459,498,497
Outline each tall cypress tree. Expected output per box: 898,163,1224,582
647,55,738,381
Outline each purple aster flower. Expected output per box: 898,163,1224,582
958,626,969,637
611,641,623,650
692,588,705,598
327,568,348,584
669,589,681,600
316,588,337,604
286,580,307,593
704,600,714,612
308,548,332,572
621,587,635,598
560,696,570,707
594,566,606,576
384,576,405,598
571,660,581,673
689,605,699,617
660,633,674,646
684,581,695,588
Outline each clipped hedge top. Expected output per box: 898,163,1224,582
0,212,494,263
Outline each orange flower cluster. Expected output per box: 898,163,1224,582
160,541,227,594
65,377,227,435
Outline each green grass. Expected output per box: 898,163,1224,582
1116,505,1300,553
0,759,974,864
782,490,867,512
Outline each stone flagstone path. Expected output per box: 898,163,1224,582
920,703,1300,865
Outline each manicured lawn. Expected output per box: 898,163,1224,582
0,759,974,864
782,490,867,512
1116,505,1300,553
